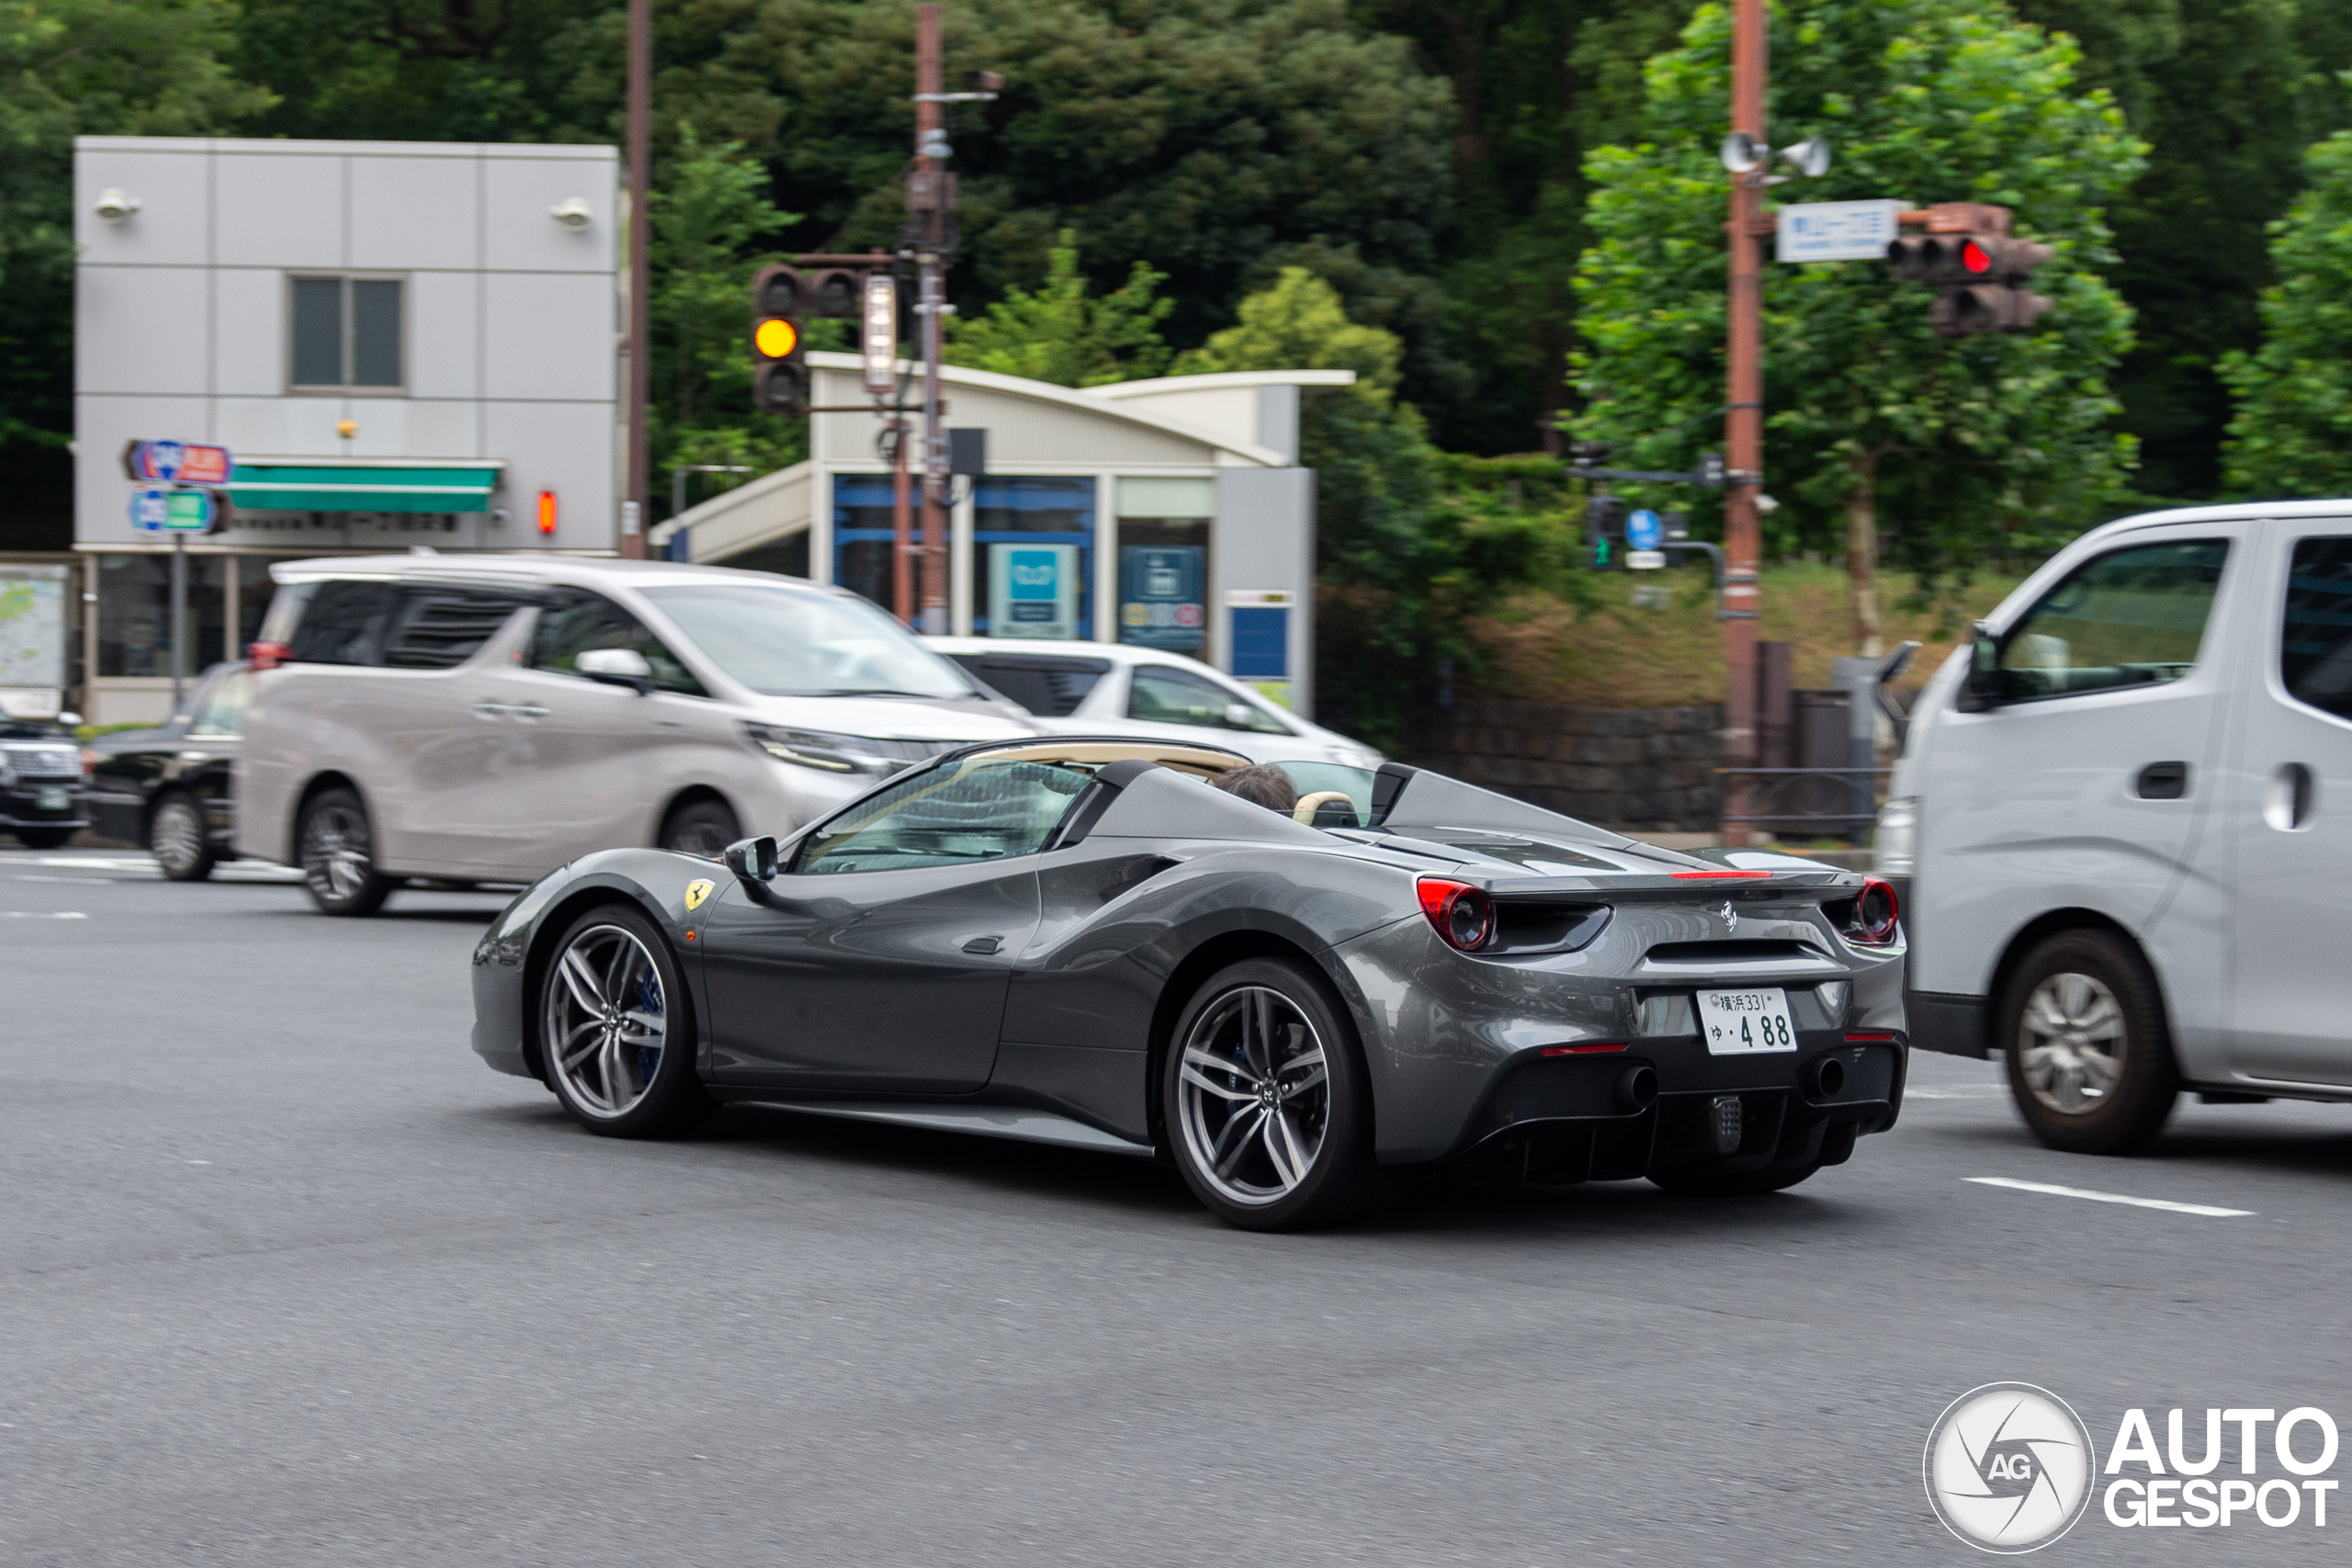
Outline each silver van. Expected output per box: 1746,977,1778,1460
236,554,1040,913
1882,500,2352,1153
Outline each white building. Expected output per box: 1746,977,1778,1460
72,136,619,722
654,355,1349,716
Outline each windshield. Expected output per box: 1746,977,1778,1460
638,583,979,700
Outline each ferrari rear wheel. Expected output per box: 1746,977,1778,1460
1165,958,1382,1231
540,904,713,1138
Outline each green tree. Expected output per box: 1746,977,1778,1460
1572,0,2143,656
944,231,1173,387
649,132,807,518
1178,266,1566,746
2218,129,2352,496
1,0,269,541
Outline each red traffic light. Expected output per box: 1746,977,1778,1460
1962,239,1992,274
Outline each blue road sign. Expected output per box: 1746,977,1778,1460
130,487,171,532
1626,508,1663,550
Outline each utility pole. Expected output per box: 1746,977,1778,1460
621,0,650,559
911,3,949,634
1720,0,1767,846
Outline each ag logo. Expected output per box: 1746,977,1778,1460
1925,1382,2095,1553
684,878,715,912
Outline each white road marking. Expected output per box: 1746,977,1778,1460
1966,1175,2253,1218
0,910,87,919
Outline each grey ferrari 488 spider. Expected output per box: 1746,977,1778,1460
472,738,1907,1229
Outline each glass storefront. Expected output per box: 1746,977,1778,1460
830,474,907,613
96,552,229,678
975,477,1095,640
1115,476,1215,656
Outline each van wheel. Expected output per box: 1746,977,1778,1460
2000,930,2178,1154
150,794,218,881
660,797,740,860
298,786,393,916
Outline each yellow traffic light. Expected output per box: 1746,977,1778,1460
754,318,799,359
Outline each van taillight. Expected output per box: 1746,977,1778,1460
248,640,290,671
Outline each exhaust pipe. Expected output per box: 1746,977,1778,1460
1804,1055,1847,1100
1613,1064,1658,1112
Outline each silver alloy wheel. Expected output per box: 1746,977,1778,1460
301,800,375,904
1174,985,1331,1206
544,923,669,1120
152,797,204,874
2018,970,2126,1114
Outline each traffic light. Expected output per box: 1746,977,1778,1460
1885,204,2053,338
1586,493,1627,571
751,264,808,416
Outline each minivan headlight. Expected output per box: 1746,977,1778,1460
741,723,905,775
1873,795,1919,877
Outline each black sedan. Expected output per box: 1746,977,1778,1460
0,717,88,849
83,662,247,880
471,739,1908,1230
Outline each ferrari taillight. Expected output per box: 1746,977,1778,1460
1418,877,1495,953
1844,878,1901,944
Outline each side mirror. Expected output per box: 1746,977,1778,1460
722,833,778,885
1954,621,2004,712
1223,702,1257,729
577,646,654,694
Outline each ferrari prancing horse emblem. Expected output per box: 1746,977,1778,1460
684,878,715,912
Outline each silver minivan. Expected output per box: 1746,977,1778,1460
1880,500,2352,1153
236,554,1040,913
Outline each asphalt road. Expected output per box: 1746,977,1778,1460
4,845,2347,1565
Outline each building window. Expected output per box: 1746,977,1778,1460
95,553,228,678
289,276,404,392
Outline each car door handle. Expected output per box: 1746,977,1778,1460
511,705,551,721
471,701,511,719
2134,761,2188,800
961,935,1003,955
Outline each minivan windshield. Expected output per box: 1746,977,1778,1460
638,582,979,700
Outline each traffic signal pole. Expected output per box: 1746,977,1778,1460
913,3,949,635
621,0,650,559
1720,0,1767,847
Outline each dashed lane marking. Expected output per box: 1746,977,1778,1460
1965,1175,2253,1218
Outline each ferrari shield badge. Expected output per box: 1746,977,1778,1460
684,878,715,912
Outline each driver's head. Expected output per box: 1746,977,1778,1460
1210,763,1297,814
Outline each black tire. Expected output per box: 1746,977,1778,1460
1162,957,1384,1231
13,827,73,850
1999,928,2178,1154
149,793,218,882
538,903,715,1137
660,796,741,859
1649,1159,1822,1196
297,785,393,916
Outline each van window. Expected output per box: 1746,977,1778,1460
382,589,530,670
1129,665,1294,734
532,590,706,696
2278,535,2352,719
1996,541,2229,702
286,581,398,666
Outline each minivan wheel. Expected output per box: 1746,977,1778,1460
539,904,715,1137
659,796,740,860
2000,929,2178,1155
150,794,217,882
1163,958,1385,1231
298,786,393,916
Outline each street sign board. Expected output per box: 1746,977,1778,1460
129,486,220,533
1776,199,1904,264
1626,509,1663,550
125,439,232,486
1627,549,1668,570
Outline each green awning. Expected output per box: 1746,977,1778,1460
230,461,503,514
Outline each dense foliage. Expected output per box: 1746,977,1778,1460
1572,0,2143,652
2219,130,2352,497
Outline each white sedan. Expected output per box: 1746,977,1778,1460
922,637,1382,770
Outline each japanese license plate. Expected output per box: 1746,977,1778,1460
1696,987,1798,1055
35,786,69,811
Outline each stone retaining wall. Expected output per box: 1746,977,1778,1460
1405,699,1724,831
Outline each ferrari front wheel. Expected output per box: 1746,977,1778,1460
540,904,714,1138
1164,958,1382,1231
